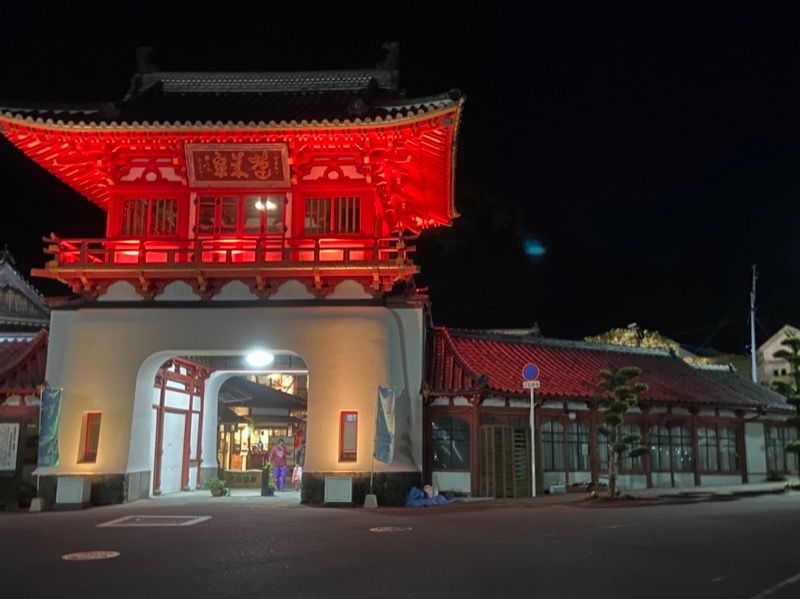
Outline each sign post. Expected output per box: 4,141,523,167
522,364,540,497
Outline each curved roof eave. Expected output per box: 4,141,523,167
0,100,463,133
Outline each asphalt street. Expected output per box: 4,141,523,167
1,491,799,599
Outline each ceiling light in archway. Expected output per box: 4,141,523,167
245,350,274,367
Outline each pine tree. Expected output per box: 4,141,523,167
595,366,650,498
770,337,800,458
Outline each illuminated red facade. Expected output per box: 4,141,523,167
0,47,464,299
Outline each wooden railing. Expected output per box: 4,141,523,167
41,235,417,269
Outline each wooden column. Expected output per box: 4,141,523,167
152,367,168,495
195,377,206,489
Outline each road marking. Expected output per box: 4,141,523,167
750,572,800,598
369,526,413,533
62,550,120,561
97,515,211,527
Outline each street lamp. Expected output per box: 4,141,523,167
245,350,274,367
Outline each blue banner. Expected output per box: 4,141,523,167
374,386,395,464
38,387,62,467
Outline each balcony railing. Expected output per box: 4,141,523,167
41,235,416,270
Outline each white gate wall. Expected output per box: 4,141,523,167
40,303,424,480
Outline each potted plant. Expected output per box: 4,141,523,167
266,471,276,496
205,478,228,497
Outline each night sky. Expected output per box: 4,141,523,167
1,9,799,355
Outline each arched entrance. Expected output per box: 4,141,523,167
144,352,309,499
38,302,424,506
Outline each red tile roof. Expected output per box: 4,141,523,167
0,330,48,395
429,328,790,412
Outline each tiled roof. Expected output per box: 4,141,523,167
0,64,463,129
218,404,247,423
429,327,791,412
132,69,397,94
0,329,48,394
690,363,790,411
0,250,50,331
219,376,305,410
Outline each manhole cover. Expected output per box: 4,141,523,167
369,526,413,533
98,515,211,527
62,550,120,561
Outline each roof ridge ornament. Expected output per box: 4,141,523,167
135,46,160,75
0,243,15,266
376,42,399,70
126,46,160,100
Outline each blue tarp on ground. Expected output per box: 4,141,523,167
405,486,460,508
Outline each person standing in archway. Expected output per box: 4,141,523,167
268,438,289,492
293,440,306,491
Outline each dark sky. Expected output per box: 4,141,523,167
1,8,799,354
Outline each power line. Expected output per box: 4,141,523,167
667,317,748,340
694,268,752,353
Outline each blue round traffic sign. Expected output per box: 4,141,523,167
522,364,539,380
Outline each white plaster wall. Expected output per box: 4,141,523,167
745,421,768,480
432,471,470,494
543,472,563,488
672,472,695,488
615,474,647,491
651,473,673,488
700,474,743,486
567,470,592,485
40,304,424,480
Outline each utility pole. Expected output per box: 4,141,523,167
750,264,758,383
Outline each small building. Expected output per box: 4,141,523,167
0,248,50,506
756,324,799,388
425,327,795,497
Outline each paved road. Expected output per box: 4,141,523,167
1,490,799,599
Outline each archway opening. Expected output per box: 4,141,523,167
141,350,308,501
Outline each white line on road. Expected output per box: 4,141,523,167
97,515,211,527
750,571,800,598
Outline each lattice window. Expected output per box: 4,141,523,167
671,425,694,472
304,196,361,235
432,416,470,469
697,425,740,473
1,288,43,317
697,426,718,471
196,193,286,236
599,423,644,472
567,421,589,471
650,424,693,472
541,420,564,471
122,198,177,236
766,425,798,473
719,427,739,472
649,425,671,471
